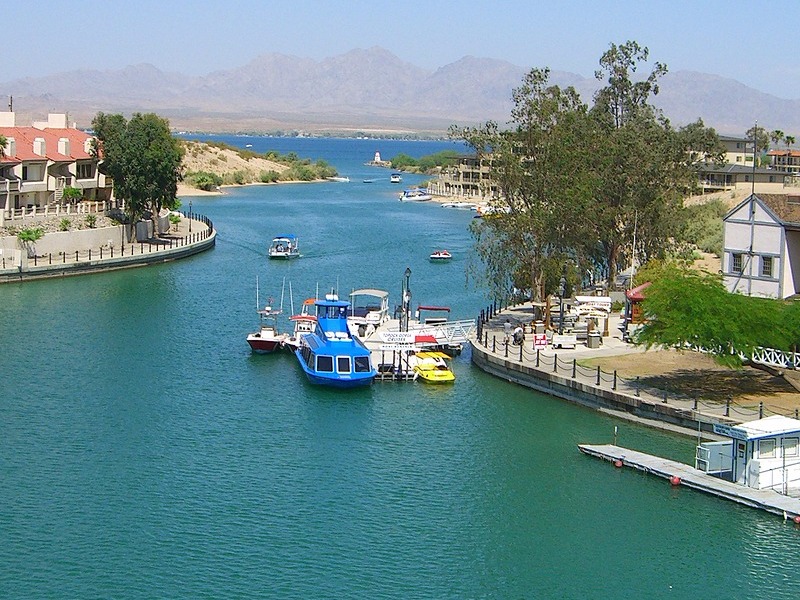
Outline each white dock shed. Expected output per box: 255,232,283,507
696,415,800,494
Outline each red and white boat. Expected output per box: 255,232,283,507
429,249,452,261
246,305,288,354
246,278,289,354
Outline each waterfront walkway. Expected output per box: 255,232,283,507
471,301,798,433
0,211,215,283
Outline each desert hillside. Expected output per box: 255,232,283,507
182,140,289,183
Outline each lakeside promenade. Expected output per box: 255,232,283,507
471,301,797,437
0,211,215,283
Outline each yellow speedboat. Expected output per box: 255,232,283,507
412,351,455,384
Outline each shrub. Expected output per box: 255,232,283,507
85,214,97,229
185,171,222,191
59,218,71,231
260,170,280,183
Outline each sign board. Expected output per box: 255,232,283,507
533,333,548,350
713,423,747,441
380,331,415,345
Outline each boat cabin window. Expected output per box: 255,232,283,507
784,437,799,457
354,356,372,373
337,356,351,373
316,355,334,372
759,438,776,459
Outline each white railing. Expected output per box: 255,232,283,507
409,319,477,345
751,346,800,369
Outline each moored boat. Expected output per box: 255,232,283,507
411,351,455,384
247,305,287,354
294,294,377,388
399,188,433,202
268,234,300,259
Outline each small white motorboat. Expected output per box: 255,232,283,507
268,234,300,259
430,250,452,261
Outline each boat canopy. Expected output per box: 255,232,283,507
273,234,297,241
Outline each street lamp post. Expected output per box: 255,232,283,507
402,267,412,332
558,267,567,335
188,199,192,233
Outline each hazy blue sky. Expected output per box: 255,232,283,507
5,0,799,98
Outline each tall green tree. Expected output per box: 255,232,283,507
587,41,722,285
91,112,184,237
786,135,796,150
454,41,722,297
0,134,7,158
455,68,594,301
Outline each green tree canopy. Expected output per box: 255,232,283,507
453,41,723,301
92,112,184,234
635,266,800,366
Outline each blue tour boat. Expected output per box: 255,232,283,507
294,294,377,388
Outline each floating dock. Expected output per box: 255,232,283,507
578,444,800,522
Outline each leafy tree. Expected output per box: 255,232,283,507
61,186,83,203
456,68,594,301
17,227,44,257
587,41,721,286
635,266,800,366
92,112,184,237
745,124,769,155
0,134,6,158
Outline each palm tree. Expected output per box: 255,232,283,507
770,129,785,149
786,135,796,150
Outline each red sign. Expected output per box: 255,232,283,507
533,333,548,350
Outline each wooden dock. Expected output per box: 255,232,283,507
578,444,800,522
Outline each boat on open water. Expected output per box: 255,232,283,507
268,234,300,259
430,249,452,261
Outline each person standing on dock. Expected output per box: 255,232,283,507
503,319,512,345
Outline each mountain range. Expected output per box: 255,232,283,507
3,46,799,136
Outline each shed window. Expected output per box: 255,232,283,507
784,437,799,457
761,256,773,278
732,253,743,274
759,438,776,459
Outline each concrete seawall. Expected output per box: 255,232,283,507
0,214,215,283
470,342,729,434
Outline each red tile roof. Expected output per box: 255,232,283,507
0,125,93,163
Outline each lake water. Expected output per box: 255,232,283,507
1,136,799,599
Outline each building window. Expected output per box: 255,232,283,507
732,253,743,274
761,256,773,278
784,437,799,457
76,163,93,179
759,438,777,459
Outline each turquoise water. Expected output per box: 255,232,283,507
1,137,799,599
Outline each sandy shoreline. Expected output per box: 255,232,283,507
177,181,487,207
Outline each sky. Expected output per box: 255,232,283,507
4,0,800,98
